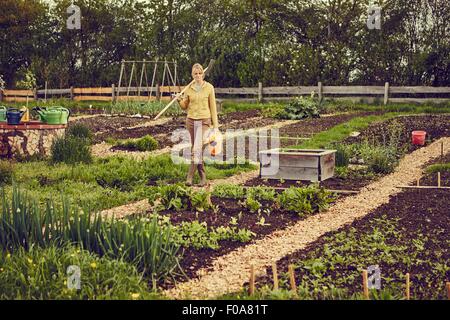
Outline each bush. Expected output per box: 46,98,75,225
67,123,92,142
0,245,156,300
116,135,159,152
358,143,398,174
51,135,92,165
0,161,13,185
280,97,321,120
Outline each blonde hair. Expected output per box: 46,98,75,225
191,63,204,74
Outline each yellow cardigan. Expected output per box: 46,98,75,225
178,81,219,128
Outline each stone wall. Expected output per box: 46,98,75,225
0,122,66,159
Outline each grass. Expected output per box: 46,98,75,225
425,163,450,173
4,154,257,211
292,113,403,149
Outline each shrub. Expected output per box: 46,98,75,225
0,245,157,300
280,97,321,120
51,135,92,165
358,143,398,174
0,161,13,185
334,144,352,167
67,123,93,142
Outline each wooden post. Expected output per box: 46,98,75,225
272,263,279,291
156,84,160,101
44,81,48,102
258,82,263,103
288,264,297,296
111,84,115,102
441,142,444,157
70,86,74,100
416,178,420,187
384,82,389,105
33,88,37,101
249,265,255,296
446,282,450,300
405,273,410,300
318,81,323,102
362,270,369,299
0,89,3,102
438,172,441,188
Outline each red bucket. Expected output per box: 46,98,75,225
412,130,426,145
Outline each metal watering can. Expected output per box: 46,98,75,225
0,106,6,122
6,108,25,125
33,107,70,124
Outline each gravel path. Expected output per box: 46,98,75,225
163,137,450,299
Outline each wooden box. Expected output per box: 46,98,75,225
259,148,336,182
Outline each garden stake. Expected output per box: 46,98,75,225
437,172,441,188
288,264,298,297
441,141,444,157
249,265,255,296
405,273,410,300
447,282,450,300
272,263,279,291
362,270,369,300
416,178,420,187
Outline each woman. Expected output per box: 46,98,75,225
178,63,219,187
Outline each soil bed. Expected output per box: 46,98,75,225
419,152,450,187
253,188,450,299
71,115,153,134
152,196,333,289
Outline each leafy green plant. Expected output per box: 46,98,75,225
280,97,320,120
189,190,213,212
0,244,159,300
243,196,262,213
247,186,276,202
51,135,92,165
277,185,334,215
212,184,245,199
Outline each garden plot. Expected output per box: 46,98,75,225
245,114,450,192
163,137,448,299
249,187,449,299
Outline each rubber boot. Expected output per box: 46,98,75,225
186,163,196,186
197,163,207,187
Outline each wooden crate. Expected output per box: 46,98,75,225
259,148,336,182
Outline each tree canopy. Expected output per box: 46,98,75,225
0,0,448,88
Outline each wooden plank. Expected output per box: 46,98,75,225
262,86,316,95
73,87,113,94
74,95,112,101
160,86,185,93
3,89,34,96
115,96,157,102
3,97,35,102
322,86,385,95
278,153,319,168
37,88,71,95
116,86,157,93
215,87,258,95
396,185,450,189
389,86,450,94
260,165,320,182
320,153,336,181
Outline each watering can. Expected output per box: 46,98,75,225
6,108,25,125
33,107,70,124
20,106,30,122
0,106,6,122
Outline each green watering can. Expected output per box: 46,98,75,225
0,106,6,122
34,107,70,124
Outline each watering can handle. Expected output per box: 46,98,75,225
61,107,70,121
